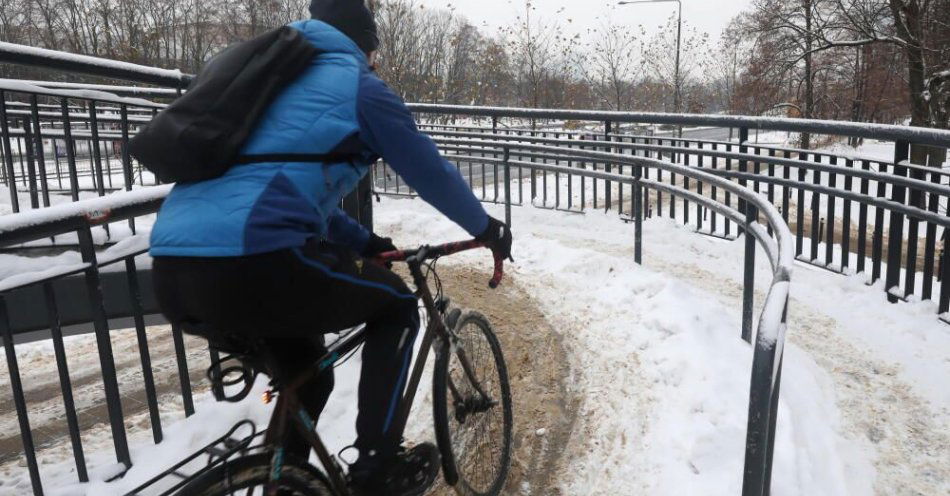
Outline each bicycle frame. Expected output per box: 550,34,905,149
257,240,504,496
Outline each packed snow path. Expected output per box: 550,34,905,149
384,198,948,495
639,244,949,495
1,196,948,495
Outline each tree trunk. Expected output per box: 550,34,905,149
849,46,867,147
801,0,814,150
889,0,946,177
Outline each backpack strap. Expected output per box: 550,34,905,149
235,153,359,165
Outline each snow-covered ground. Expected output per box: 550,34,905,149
2,192,947,495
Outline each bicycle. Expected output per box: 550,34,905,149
165,240,514,496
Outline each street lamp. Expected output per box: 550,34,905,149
618,0,682,137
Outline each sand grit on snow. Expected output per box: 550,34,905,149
4,195,948,495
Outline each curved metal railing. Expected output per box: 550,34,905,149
394,114,950,321
372,137,794,494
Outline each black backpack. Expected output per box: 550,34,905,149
129,26,350,184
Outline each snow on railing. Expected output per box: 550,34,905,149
0,42,189,87
0,185,170,239
3,80,181,98
408,103,950,149
0,79,164,109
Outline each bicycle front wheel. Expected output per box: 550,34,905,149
175,453,335,496
433,311,513,496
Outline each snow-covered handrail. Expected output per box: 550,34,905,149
0,79,164,109
427,127,950,179
0,185,170,247
3,80,181,98
429,131,950,199
0,42,189,87
407,103,950,149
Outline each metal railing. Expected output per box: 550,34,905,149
0,187,170,494
402,106,950,321
376,139,793,495
0,42,190,88
0,79,163,220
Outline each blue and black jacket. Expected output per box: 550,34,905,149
150,20,488,257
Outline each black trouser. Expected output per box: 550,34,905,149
153,240,420,461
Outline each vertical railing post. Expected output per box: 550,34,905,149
120,105,136,233
22,120,40,209
52,138,63,190
504,146,512,228
762,331,785,496
77,224,131,467
737,127,750,215
492,116,500,202
742,298,787,496
125,258,163,443
739,123,755,342
885,141,910,302
88,100,106,197
633,166,643,264
605,120,613,212
60,98,79,201
171,323,196,417
16,118,27,187
29,95,51,207
742,203,757,343
120,105,134,190
530,131,537,203
856,160,870,274
44,283,88,482
0,92,20,212
0,296,44,495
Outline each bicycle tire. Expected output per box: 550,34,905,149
175,452,335,496
433,311,513,496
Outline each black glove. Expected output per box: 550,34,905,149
362,233,397,257
476,216,513,260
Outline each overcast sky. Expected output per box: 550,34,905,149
416,0,752,46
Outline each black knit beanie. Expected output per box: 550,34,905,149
309,0,379,53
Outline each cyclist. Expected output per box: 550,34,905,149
149,0,512,494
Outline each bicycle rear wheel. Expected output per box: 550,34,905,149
433,311,513,496
175,453,335,496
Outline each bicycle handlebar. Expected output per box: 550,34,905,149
373,239,505,288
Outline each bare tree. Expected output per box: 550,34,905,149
499,1,579,109
583,19,642,111
708,18,752,113
738,0,844,148
643,14,711,113
822,0,950,129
